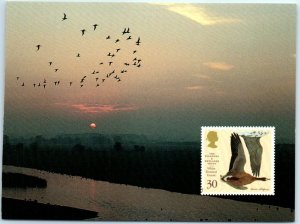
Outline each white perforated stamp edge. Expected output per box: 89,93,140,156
200,126,275,196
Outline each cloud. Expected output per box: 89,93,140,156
56,103,138,114
155,4,240,26
186,85,205,90
203,62,234,71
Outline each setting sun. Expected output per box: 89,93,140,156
89,123,96,129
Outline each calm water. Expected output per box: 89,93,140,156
2,165,294,221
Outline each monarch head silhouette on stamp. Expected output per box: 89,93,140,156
206,131,218,148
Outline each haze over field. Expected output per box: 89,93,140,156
4,3,296,142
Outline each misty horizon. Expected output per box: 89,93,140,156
4,130,294,144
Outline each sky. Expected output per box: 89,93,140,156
4,3,296,142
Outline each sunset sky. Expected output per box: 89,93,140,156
4,3,296,142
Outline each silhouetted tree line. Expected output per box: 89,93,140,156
2,135,295,209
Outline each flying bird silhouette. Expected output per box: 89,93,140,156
76,53,80,57
99,62,103,65
136,37,141,45
36,45,41,51
49,62,53,66
81,29,86,36
54,69,59,72
96,83,100,87
133,50,137,54
115,39,120,43
116,48,121,52
108,62,113,66
221,133,269,190
80,76,86,83
122,27,130,35
62,13,67,21
102,79,105,83
106,35,111,39
93,24,98,30
80,79,84,83
126,36,132,40
69,82,73,86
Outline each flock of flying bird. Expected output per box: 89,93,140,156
16,13,142,89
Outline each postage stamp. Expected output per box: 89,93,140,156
201,127,275,195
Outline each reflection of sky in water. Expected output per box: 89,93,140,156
2,165,293,221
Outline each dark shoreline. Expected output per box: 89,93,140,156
2,172,47,188
2,197,98,220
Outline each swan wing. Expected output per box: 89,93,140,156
229,133,246,172
242,136,262,177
